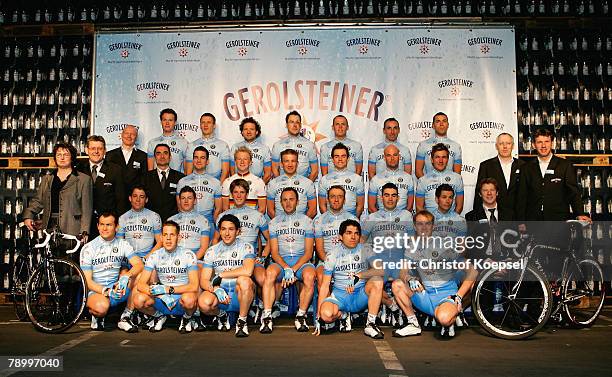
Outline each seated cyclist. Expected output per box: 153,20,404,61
198,214,256,337
80,212,144,331
133,221,199,333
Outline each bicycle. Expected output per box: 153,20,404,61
471,220,606,340
24,228,88,333
10,235,37,321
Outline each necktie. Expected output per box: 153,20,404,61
488,208,497,224
488,208,499,256
91,165,98,182
160,171,167,190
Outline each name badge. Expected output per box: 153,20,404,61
103,182,113,186
479,219,488,224
169,183,177,188
515,169,520,174
133,161,140,168
97,171,106,178
545,169,555,175
551,178,562,183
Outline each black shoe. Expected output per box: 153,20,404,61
178,316,193,334
117,315,139,333
235,319,249,337
191,315,206,332
294,315,309,332
259,316,273,334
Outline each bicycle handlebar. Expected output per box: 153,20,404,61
33,229,82,254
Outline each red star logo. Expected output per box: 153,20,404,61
419,44,429,54
298,46,308,55
238,47,248,56
359,45,369,54
178,48,188,57
421,130,431,139
120,49,129,58
148,90,158,99
480,44,491,54
450,86,460,96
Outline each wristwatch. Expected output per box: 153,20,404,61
169,286,175,295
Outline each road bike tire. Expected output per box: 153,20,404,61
25,257,87,333
472,265,553,340
563,259,606,328
11,254,32,322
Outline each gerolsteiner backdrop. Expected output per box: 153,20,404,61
93,25,518,213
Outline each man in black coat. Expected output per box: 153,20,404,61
77,135,128,238
143,143,185,222
466,178,514,261
473,133,524,213
105,125,148,200
516,128,589,222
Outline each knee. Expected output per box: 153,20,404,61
368,277,384,290
303,271,315,287
436,305,457,327
264,269,278,284
391,279,405,294
180,294,197,310
132,293,148,309
319,304,336,323
237,276,254,292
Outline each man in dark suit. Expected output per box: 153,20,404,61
516,128,589,222
77,135,128,238
105,125,148,200
466,178,514,260
473,133,524,213
143,143,185,222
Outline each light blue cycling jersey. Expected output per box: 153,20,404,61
80,236,136,286
230,139,271,178
117,208,162,257
186,136,230,180
313,210,358,257
368,168,415,211
146,132,189,173
367,140,412,176
176,172,221,222
318,170,364,216
271,135,318,177
324,243,372,290
269,212,314,259
416,170,464,212
203,239,255,287
405,240,460,289
145,246,197,287
217,206,268,249
319,137,363,174
415,135,462,174
167,211,210,253
431,207,467,237
267,174,315,216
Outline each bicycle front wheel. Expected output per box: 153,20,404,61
563,259,606,327
472,265,553,340
25,258,87,333
11,254,32,322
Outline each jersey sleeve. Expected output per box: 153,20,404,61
317,177,327,199
353,142,364,164
257,213,269,232
116,215,126,238
185,142,195,163
319,143,330,168
202,246,215,268
368,176,379,196
323,251,337,276
415,177,426,198
361,215,373,239
243,243,256,260
153,213,162,234
308,142,318,165
313,216,323,239
356,176,365,197
200,217,211,237
268,220,278,239
415,141,426,161
306,180,316,201
79,244,93,271
401,146,413,168
271,142,281,163
262,146,272,167
185,250,198,271
146,139,155,158
221,142,230,163
121,240,136,261
176,177,186,197
221,179,230,197
266,179,275,201
367,146,377,165
144,251,157,271
454,142,463,165
229,144,237,168
305,218,315,239
456,175,464,195
255,178,267,197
